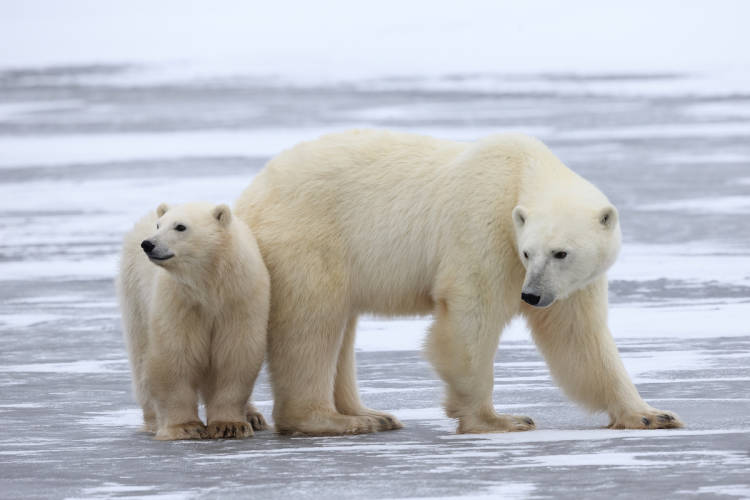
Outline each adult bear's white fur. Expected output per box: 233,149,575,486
117,202,270,440
235,130,683,435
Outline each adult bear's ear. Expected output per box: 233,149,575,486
212,204,232,227
599,206,618,229
156,203,169,217
512,205,528,228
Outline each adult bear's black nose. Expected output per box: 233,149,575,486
521,293,541,306
141,240,155,253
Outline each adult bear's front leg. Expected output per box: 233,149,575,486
425,292,535,434
523,275,684,429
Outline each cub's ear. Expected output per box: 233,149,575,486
212,204,232,227
156,203,169,217
512,205,528,228
599,206,618,229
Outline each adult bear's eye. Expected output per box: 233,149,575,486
523,251,529,260
554,251,567,259
175,224,186,232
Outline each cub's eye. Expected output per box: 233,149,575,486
554,251,568,259
523,251,529,260
156,224,160,229
175,224,186,232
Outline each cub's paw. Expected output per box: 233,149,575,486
458,413,536,434
608,408,683,430
207,421,254,439
155,421,208,440
246,406,269,431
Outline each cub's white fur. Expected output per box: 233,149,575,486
235,129,683,435
117,202,270,440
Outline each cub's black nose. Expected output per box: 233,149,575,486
141,240,155,253
521,293,541,306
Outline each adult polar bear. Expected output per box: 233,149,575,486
236,130,683,435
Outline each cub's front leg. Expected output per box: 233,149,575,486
203,310,267,439
145,313,209,440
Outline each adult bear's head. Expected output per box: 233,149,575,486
511,199,621,308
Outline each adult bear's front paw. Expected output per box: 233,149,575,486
608,407,683,429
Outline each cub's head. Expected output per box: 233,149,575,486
511,201,621,308
140,202,232,272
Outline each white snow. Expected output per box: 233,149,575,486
639,196,750,215
555,122,750,141
439,428,746,444
395,483,536,500
0,313,67,328
0,126,551,168
82,408,142,428
0,360,129,374
518,450,750,468
610,243,750,286
684,102,750,119
685,485,750,498
661,152,750,165
352,300,750,352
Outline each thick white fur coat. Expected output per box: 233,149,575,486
235,130,682,434
117,202,270,440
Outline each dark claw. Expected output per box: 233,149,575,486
523,417,534,426
658,414,674,422
642,417,651,426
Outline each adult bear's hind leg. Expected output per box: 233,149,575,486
334,316,403,431
268,285,382,436
426,294,535,434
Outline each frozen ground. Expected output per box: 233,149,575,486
1,2,750,499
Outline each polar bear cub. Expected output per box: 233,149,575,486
117,202,270,440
